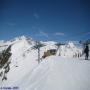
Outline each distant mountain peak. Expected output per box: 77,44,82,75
14,35,32,41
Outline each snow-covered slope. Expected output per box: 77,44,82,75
0,36,89,90
56,42,82,57
0,36,38,81
0,36,82,58
1,56,90,90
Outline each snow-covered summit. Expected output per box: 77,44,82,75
13,35,33,42
8,35,34,45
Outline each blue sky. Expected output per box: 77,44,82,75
0,0,90,41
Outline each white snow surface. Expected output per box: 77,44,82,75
1,56,90,90
0,36,90,90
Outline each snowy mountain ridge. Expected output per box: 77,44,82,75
0,35,82,57
1,36,89,90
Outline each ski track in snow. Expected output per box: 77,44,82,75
3,56,89,90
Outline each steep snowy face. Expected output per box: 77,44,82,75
56,42,82,58
11,39,30,61
0,36,39,84
10,36,36,66
0,36,36,67
11,36,33,55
